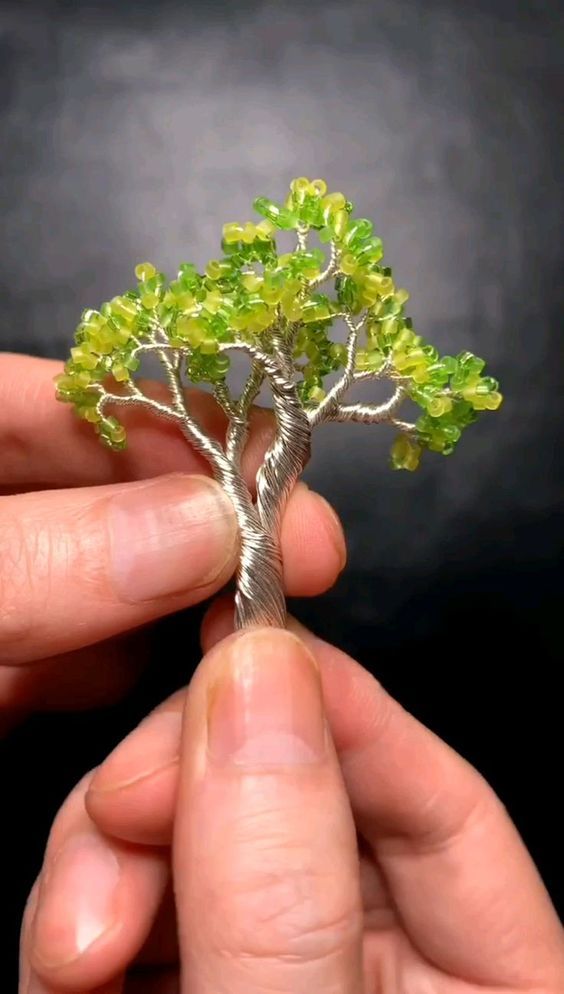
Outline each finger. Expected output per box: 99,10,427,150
25,773,168,992
1,632,149,718
0,354,269,490
93,600,564,988
1,472,344,664
1,474,236,664
203,606,564,986
0,358,345,588
173,628,364,994
86,690,186,846
23,979,123,994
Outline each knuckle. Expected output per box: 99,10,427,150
215,823,360,965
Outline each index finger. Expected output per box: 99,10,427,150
0,353,274,490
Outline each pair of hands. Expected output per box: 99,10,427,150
4,355,563,992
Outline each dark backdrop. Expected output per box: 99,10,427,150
2,0,563,977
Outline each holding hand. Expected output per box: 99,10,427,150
21,607,564,993
0,354,345,724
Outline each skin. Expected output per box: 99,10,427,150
6,354,563,992
19,602,564,993
0,353,346,723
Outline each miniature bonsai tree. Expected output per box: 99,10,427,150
56,177,502,628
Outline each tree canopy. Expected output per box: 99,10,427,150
56,176,502,471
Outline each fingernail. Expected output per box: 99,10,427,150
90,709,182,792
207,630,327,766
109,474,237,602
27,974,49,994
33,833,120,967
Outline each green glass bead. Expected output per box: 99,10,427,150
253,197,298,230
355,236,384,265
343,219,373,249
475,376,499,394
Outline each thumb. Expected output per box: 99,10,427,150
172,628,364,994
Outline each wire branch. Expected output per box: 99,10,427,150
327,385,406,424
226,362,264,466
310,240,339,289
308,315,359,426
214,382,238,421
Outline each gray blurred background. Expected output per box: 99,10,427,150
2,0,563,973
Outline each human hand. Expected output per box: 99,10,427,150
0,354,345,728
20,603,564,992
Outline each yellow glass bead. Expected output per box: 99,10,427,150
75,370,92,388
332,209,349,238
309,179,327,197
412,364,432,384
83,408,102,424
428,396,453,417
280,294,303,321
176,291,195,310
277,253,293,268
110,425,127,445
395,288,410,305
176,315,205,345
230,312,250,332
53,373,74,392
261,283,284,305
241,272,263,291
391,434,421,471
340,253,358,276
378,277,395,297
355,349,370,371
141,292,159,309
115,326,132,345
255,219,275,240
320,192,346,219
200,337,219,354
308,386,326,403
222,222,245,244
205,260,222,280
203,290,222,313
485,391,503,410
290,177,310,204
70,346,98,369
241,222,257,244
111,296,137,323
112,364,130,382
135,262,156,281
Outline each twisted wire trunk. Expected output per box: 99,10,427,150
231,412,311,628
232,384,312,629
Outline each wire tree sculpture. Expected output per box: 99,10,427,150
56,177,502,629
